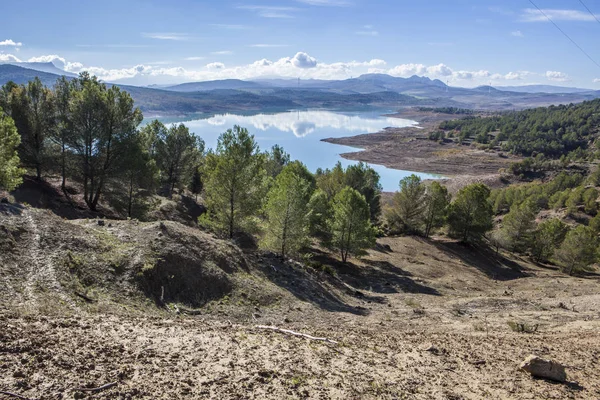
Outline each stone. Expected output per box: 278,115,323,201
519,355,567,382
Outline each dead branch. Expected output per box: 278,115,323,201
255,325,338,344
0,391,36,400
74,381,118,392
74,291,95,303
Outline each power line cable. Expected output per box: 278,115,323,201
528,0,600,70
577,0,600,26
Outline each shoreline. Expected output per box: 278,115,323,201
322,109,521,192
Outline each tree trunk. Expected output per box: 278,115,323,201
128,174,134,218
229,190,235,239
61,142,66,191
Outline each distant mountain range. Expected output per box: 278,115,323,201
1,62,599,116
493,84,595,94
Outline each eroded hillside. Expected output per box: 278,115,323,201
1,203,599,399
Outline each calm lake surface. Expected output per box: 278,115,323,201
156,110,439,192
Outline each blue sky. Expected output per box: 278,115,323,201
1,0,600,87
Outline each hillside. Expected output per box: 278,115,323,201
1,200,599,399
3,65,600,116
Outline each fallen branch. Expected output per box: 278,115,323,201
74,291,95,303
0,391,36,400
74,382,118,392
255,325,338,345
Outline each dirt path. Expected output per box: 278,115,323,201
22,209,77,311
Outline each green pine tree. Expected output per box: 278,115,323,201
261,164,312,258
330,187,375,263
447,183,493,243
202,125,266,238
0,110,25,191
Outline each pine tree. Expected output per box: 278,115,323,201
423,181,450,237
52,76,74,190
4,77,55,179
531,218,568,262
387,174,426,233
307,189,332,240
202,126,266,238
344,162,382,223
447,183,493,243
0,110,25,191
330,187,375,263
555,225,598,275
500,201,537,251
156,123,204,197
70,74,143,210
261,164,312,258
189,168,203,201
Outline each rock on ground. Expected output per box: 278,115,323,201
520,354,568,383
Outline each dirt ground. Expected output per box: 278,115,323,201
1,204,600,399
321,110,521,189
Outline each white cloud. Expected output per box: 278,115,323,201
511,30,524,37
185,56,205,61
142,32,189,41
520,8,598,22
0,39,22,47
238,5,298,18
291,52,317,68
9,51,575,88
26,54,83,71
0,54,22,62
546,70,570,82
387,63,537,83
388,63,454,78
490,71,534,81
206,62,225,70
211,51,233,55
594,78,600,83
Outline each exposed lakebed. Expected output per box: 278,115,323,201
155,109,440,191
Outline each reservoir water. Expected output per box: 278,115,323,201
156,110,439,192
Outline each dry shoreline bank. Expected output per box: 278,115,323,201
322,109,521,192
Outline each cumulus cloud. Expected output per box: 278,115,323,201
520,8,598,22
511,30,524,37
387,63,537,83
546,70,570,82
0,53,22,62
291,52,317,68
0,39,22,47
25,54,85,71
6,51,573,87
388,63,453,77
594,78,600,83
206,62,225,70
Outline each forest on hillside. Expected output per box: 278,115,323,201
1,74,600,276
435,100,600,158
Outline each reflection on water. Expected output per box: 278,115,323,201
155,110,439,191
